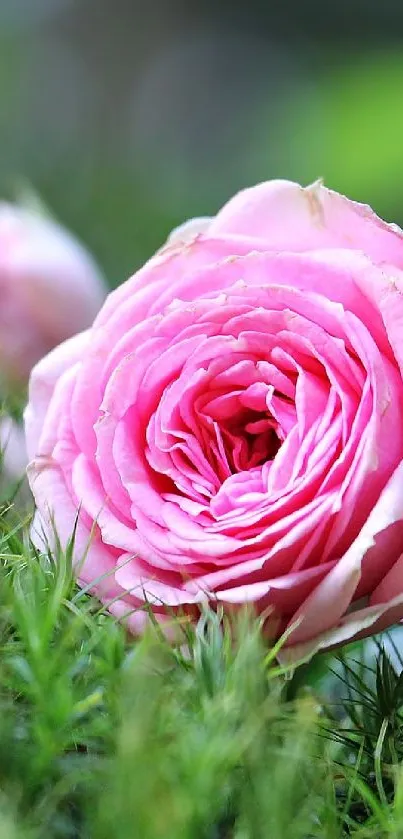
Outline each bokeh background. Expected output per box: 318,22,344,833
1,0,403,287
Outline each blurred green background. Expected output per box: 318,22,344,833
1,0,403,287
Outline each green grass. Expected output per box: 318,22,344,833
2,503,403,837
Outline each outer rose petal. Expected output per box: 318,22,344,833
164,217,211,247
210,180,403,267
277,596,403,667
29,477,123,604
24,331,90,461
353,264,403,377
278,459,403,660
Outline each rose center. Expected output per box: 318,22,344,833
197,381,294,480
148,361,298,503
215,408,282,474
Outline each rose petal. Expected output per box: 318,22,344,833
210,179,403,268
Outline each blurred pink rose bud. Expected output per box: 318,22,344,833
0,415,33,509
0,416,27,483
0,202,106,385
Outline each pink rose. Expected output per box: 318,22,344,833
0,416,32,506
0,416,27,480
25,180,403,660
0,203,106,386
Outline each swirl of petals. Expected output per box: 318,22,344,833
25,180,403,659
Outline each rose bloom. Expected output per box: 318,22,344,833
25,180,403,660
0,416,27,479
0,416,33,506
0,203,106,386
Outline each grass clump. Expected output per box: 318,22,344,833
2,506,403,837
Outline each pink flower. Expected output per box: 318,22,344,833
0,203,106,385
24,180,403,660
0,416,27,481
